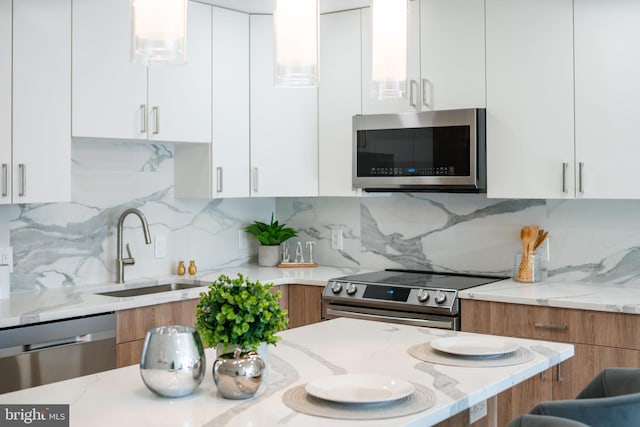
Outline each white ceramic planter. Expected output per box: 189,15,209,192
258,245,280,267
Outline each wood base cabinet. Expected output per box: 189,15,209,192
287,285,325,329
116,299,199,368
461,299,640,426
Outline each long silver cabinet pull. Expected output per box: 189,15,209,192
152,106,159,134
140,104,147,133
534,322,567,331
562,162,568,193
578,162,584,193
421,78,431,109
409,80,418,108
252,167,258,192
18,164,26,197
1,163,7,197
216,167,223,193
557,363,565,383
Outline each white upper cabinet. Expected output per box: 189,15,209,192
12,0,71,203
361,3,421,114
0,0,11,205
419,0,485,110
73,0,211,144
249,15,318,197
318,10,362,197
174,6,250,199
574,0,640,199
486,0,575,199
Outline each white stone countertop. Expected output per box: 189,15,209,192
0,318,574,427
458,278,640,314
0,265,368,329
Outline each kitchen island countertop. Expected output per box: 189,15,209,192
0,318,574,427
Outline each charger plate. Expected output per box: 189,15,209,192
408,342,534,367
282,382,435,420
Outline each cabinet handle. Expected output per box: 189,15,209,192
252,167,258,192
216,167,223,193
152,106,159,135
1,163,7,197
140,104,147,133
557,363,565,383
578,162,584,194
562,162,568,193
534,322,567,331
409,80,418,108
421,78,431,109
18,163,26,197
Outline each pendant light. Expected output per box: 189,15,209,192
131,0,188,65
273,0,319,87
371,0,408,100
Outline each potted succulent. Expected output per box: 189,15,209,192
195,273,289,356
244,213,298,266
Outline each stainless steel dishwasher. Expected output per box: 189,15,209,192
0,312,116,394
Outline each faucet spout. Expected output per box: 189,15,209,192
116,208,152,284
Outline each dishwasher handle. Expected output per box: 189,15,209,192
24,330,115,352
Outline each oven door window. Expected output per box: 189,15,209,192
356,126,470,177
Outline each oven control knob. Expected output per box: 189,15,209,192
345,283,357,295
330,282,343,294
417,289,430,302
434,291,447,304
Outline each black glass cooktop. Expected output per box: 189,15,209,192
333,269,505,291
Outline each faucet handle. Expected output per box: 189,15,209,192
125,243,135,264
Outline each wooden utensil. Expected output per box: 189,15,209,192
532,230,549,253
515,225,539,282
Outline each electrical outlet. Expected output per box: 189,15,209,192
330,229,343,250
469,400,488,424
154,235,166,258
0,247,12,272
238,230,248,249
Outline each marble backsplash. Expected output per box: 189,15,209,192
6,139,640,292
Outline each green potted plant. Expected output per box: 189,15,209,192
195,273,289,356
244,213,298,266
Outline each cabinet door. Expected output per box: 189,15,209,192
288,285,324,329
12,0,71,203
361,3,421,114
72,0,147,140
485,0,575,199
318,10,361,197
574,0,640,199
419,0,485,110
212,7,250,197
553,343,640,401
148,1,212,144
249,15,318,197
0,0,10,205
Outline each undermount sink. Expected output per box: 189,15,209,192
95,282,204,298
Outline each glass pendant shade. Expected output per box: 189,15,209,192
273,0,319,87
371,0,408,99
131,0,187,65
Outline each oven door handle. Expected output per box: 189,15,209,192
326,308,454,329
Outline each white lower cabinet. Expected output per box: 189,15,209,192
486,0,575,199
174,7,250,199
574,0,640,199
249,15,318,197
9,0,71,204
318,10,362,197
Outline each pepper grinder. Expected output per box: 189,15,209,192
188,260,197,276
177,260,186,276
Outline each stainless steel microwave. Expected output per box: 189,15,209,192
352,109,486,192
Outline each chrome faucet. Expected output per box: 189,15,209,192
116,208,152,284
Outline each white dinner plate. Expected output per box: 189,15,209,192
430,336,519,357
305,374,415,404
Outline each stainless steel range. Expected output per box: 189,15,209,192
322,269,505,330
